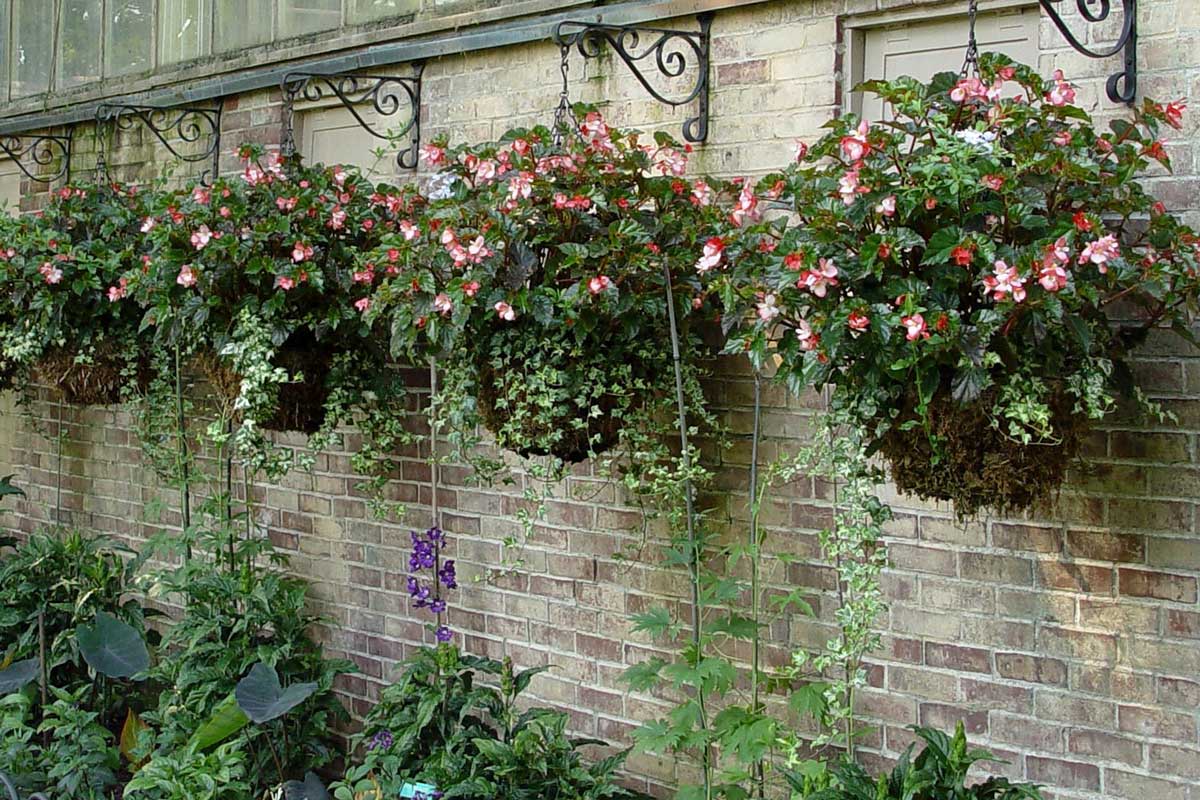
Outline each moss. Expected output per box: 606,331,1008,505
876,386,1086,519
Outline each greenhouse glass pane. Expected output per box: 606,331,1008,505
11,0,53,97
59,0,104,89
107,0,154,77
214,0,273,52
280,0,342,38
0,3,10,102
348,0,419,23
159,0,212,65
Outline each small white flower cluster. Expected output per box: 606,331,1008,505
954,128,997,153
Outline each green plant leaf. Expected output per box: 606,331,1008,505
189,692,250,751
76,611,150,678
235,662,318,723
120,709,150,768
0,657,39,694
283,772,331,800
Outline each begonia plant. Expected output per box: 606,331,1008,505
0,183,150,404
705,55,1200,515
361,107,738,465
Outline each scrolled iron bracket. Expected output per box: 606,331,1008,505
94,101,224,184
280,64,425,171
0,130,74,186
1038,0,1137,104
554,13,713,143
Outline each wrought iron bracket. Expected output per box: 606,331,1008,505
280,64,425,171
94,101,224,184
554,14,714,143
0,130,74,186
1038,0,1137,104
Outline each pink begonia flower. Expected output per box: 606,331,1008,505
1163,99,1187,130
352,268,374,284
329,207,347,230
434,293,453,315
756,293,780,322
474,160,497,183
730,185,759,227
219,206,231,218
463,281,480,297
691,181,714,207
588,276,612,295
983,259,1026,302
838,169,864,205
191,224,212,250
140,216,156,233
177,265,197,288
399,220,420,241
512,138,530,156
467,236,490,262
848,310,870,332
107,278,129,302
276,196,297,212
192,186,210,205
981,174,1005,191
292,242,313,263
901,314,928,341
494,301,516,321
875,195,896,217
695,237,725,274
797,258,839,298
1039,263,1068,292
355,297,371,313
1079,234,1120,273
441,228,457,247
275,275,296,291
795,319,819,351
332,166,348,187
419,144,446,166
1046,69,1076,106
39,262,63,284
653,147,688,176
950,76,988,103
793,140,808,161
507,172,534,202
840,120,870,162
1053,130,1073,147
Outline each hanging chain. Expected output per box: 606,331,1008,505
94,121,110,186
961,0,981,77
552,42,577,148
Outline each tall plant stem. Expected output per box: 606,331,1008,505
429,357,444,634
749,369,764,797
662,262,712,800
823,388,852,758
54,398,64,526
174,343,192,561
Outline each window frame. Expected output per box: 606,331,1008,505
841,0,1038,119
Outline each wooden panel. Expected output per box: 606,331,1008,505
860,6,1039,121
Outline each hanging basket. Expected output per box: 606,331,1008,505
200,332,334,435
472,323,639,463
875,382,1087,517
35,344,144,406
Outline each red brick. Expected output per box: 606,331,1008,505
1104,769,1190,800
995,652,1067,686
1067,730,1143,766
1035,561,1114,594
918,703,987,734
1118,704,1197,742
1025,756,1100,791
1066,529,1145,562
1118,568,1198,603
924,642,991,673
716,59,770,86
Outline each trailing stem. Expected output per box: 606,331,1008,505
663,261,712,800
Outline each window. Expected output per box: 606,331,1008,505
214,0,273,52
349,0,419,24
848,5,1040,121
11,0,53,97
159,0,212,65
0,3,9,103
280,0,342,38
59,0,104,89
107,0,154,77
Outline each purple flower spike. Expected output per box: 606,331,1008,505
435,625,453,643
369,729,394,750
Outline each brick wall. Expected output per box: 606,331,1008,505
2,1,1199,798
